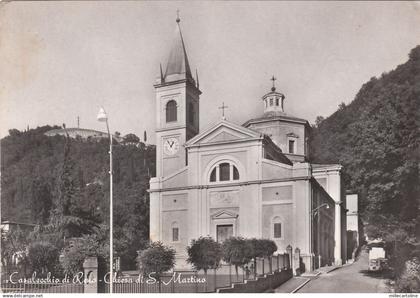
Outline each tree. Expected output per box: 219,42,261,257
60,232,110,276
8,129,21,137
187,236,221,290
48,131,100,239
136,242,175,292
1,227,30,275
259,239,277,272
221,237,252,277
338,102,346,110
314,116,325,128
247,238,265,276
123,133,140,144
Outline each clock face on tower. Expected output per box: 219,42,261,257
163,137,180,156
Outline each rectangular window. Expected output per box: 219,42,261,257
219,163,230,181
274,223,282,238
288,140,295,154
172,227,179,242
217,224,233,243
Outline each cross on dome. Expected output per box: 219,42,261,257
271,75,277,92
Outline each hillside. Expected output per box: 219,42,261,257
1,126,155,269
309,46,420,276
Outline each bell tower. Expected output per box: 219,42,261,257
154,16,201,178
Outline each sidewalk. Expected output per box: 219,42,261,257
301,264,342,276
273,277,311,293
274,264,344,293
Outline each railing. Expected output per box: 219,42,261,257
1,254,290,293
109,253,290,293
1,281,84,293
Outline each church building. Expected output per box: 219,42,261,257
149,17,347,272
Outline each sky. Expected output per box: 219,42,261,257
1,1,419,143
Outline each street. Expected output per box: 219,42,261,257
298,251,391,293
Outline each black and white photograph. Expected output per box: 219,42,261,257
0,1,419,296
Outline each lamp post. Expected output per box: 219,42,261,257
311,203,330,269
97,107,113,293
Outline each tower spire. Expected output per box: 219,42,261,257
162,11,193,83
160,63,164,81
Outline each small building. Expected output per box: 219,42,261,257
1,220,37,236
45,127,122,142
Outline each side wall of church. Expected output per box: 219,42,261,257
312,167,346,265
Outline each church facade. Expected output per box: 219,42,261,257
149,18,347,272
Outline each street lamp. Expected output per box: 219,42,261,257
311,203,330,270
312,203,330,217
97,107,113,293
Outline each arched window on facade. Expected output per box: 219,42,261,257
166,100,177,122
272,216,282,239
276,97,279,106
209,162,240,182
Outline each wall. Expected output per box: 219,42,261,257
261,184,293,252
311,179,335,268
217,269,293,293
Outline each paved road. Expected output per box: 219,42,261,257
298,251,391,293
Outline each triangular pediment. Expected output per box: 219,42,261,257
211,210,239,220
186,120,262,147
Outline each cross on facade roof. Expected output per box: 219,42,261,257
218,102,228,120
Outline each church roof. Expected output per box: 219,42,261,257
311,163,342,170
185,119,263,148
243,112,310,127
163,18,193,82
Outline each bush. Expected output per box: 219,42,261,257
27,241,60,276
395,257,420,293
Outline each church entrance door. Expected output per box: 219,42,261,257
217,224,233,243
